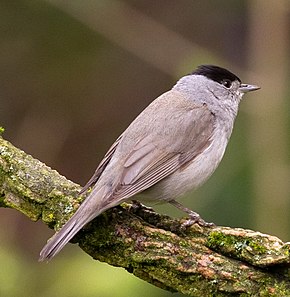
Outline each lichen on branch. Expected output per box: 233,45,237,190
1,135,290,296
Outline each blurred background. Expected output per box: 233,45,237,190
0,0,289,296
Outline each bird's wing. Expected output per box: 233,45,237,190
80,134,123,194
110,101,215,200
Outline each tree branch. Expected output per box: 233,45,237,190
1,135,290,296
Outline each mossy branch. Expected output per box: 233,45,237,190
1,135,290,296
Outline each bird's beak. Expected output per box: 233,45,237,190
239,84,260,93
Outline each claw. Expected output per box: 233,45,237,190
181,215,215,229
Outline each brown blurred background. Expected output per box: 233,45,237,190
0,1,289,296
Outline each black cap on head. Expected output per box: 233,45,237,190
192,65,241,84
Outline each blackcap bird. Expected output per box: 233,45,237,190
39,65,260,261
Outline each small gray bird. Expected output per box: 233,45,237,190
39,65,260,261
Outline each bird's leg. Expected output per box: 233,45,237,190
169,200,215,228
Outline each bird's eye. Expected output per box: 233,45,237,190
222,79,232,88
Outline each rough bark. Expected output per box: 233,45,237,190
1,134,290,296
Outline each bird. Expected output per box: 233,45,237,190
39,65,260,261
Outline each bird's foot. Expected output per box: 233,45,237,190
181,211,215,229
169,199,215,230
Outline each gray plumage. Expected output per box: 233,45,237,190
39,65,259,261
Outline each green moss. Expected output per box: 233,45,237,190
2,135,290,296
206,230,290,269
178,239,192,248
207,231,266,260
259,280,290,296
0,127,4,135
248,240,267,254
207,231,238,249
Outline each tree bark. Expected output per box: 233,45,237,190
1,134,290,296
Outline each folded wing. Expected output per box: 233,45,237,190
112,101,215,200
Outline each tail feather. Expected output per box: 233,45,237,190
39,209,97,262
39,184,120,261
39,219,78,261
39,189,106,261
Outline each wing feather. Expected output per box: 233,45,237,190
81,91,215,203
112,101,215,200
114,154,179,199
80,134,123,194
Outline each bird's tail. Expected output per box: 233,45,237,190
39,186,110,262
